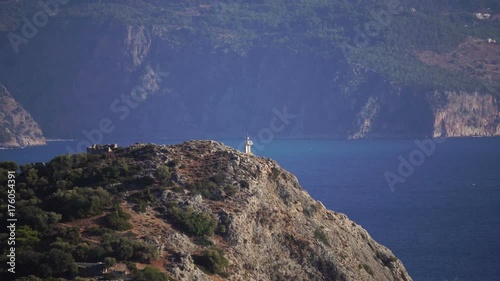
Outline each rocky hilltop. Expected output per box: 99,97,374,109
152,141,412,280
0,82,45,148
0,141,412,281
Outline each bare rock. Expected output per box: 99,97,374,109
133,140,414,281
0,82,45,148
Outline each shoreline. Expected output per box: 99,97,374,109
45,138,75,142
0,142,46,150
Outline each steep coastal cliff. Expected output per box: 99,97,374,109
159,141,412,280
432,91,500,137
0,82,45,148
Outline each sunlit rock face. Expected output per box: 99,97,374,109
431,91,500,138
0,82,45,148
92,140,414,280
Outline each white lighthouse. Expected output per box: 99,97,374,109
245,136,253,154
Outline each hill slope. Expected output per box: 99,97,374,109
0,82,45,148
0,0,498,140
0,141,412,280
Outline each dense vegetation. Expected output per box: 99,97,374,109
192,247,229,276
2,0,498,92
0,145,232,280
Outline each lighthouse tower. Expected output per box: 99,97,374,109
245,136,253,154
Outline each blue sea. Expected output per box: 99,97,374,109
1,138,500,281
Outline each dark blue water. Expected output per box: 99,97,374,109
1,138,500,281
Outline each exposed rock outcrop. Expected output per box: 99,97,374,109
0,82,45,148
119,141,413,280
347,86,500,139
431,91,500,137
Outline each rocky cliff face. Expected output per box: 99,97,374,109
0,19,498,140
431,91,500,137
118,141,413,280
346,85,500,139
0,82,45,148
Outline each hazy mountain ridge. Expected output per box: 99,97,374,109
0,0,498,141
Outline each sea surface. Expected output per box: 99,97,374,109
1,137,500,281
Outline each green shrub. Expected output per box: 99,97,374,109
54,226,81,244
18,206,61,233
101,233,158,262
193,247,229,276
210,173,225,185
86,245,107,262
50,241,75,253
17,225,40,249
104,257,117,268
270,168,281,181
49,187,112,221
167,159,179,168
84,226,113,236
224,185,238,197
72,243,90,261
104,205,133,231
126,261,137,271
167,204,216,237
0,161,18,171
49,154,86,183
134,144,157,160
314,228,330,246
16,250,44,276
156,166,171,184
193,236,214,246
215,213,230,236
188,180,222,200
129,188,155,203
133,201,147,213
44,249,79,277
133,266,169,281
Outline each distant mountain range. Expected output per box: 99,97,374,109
0,0,499,147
